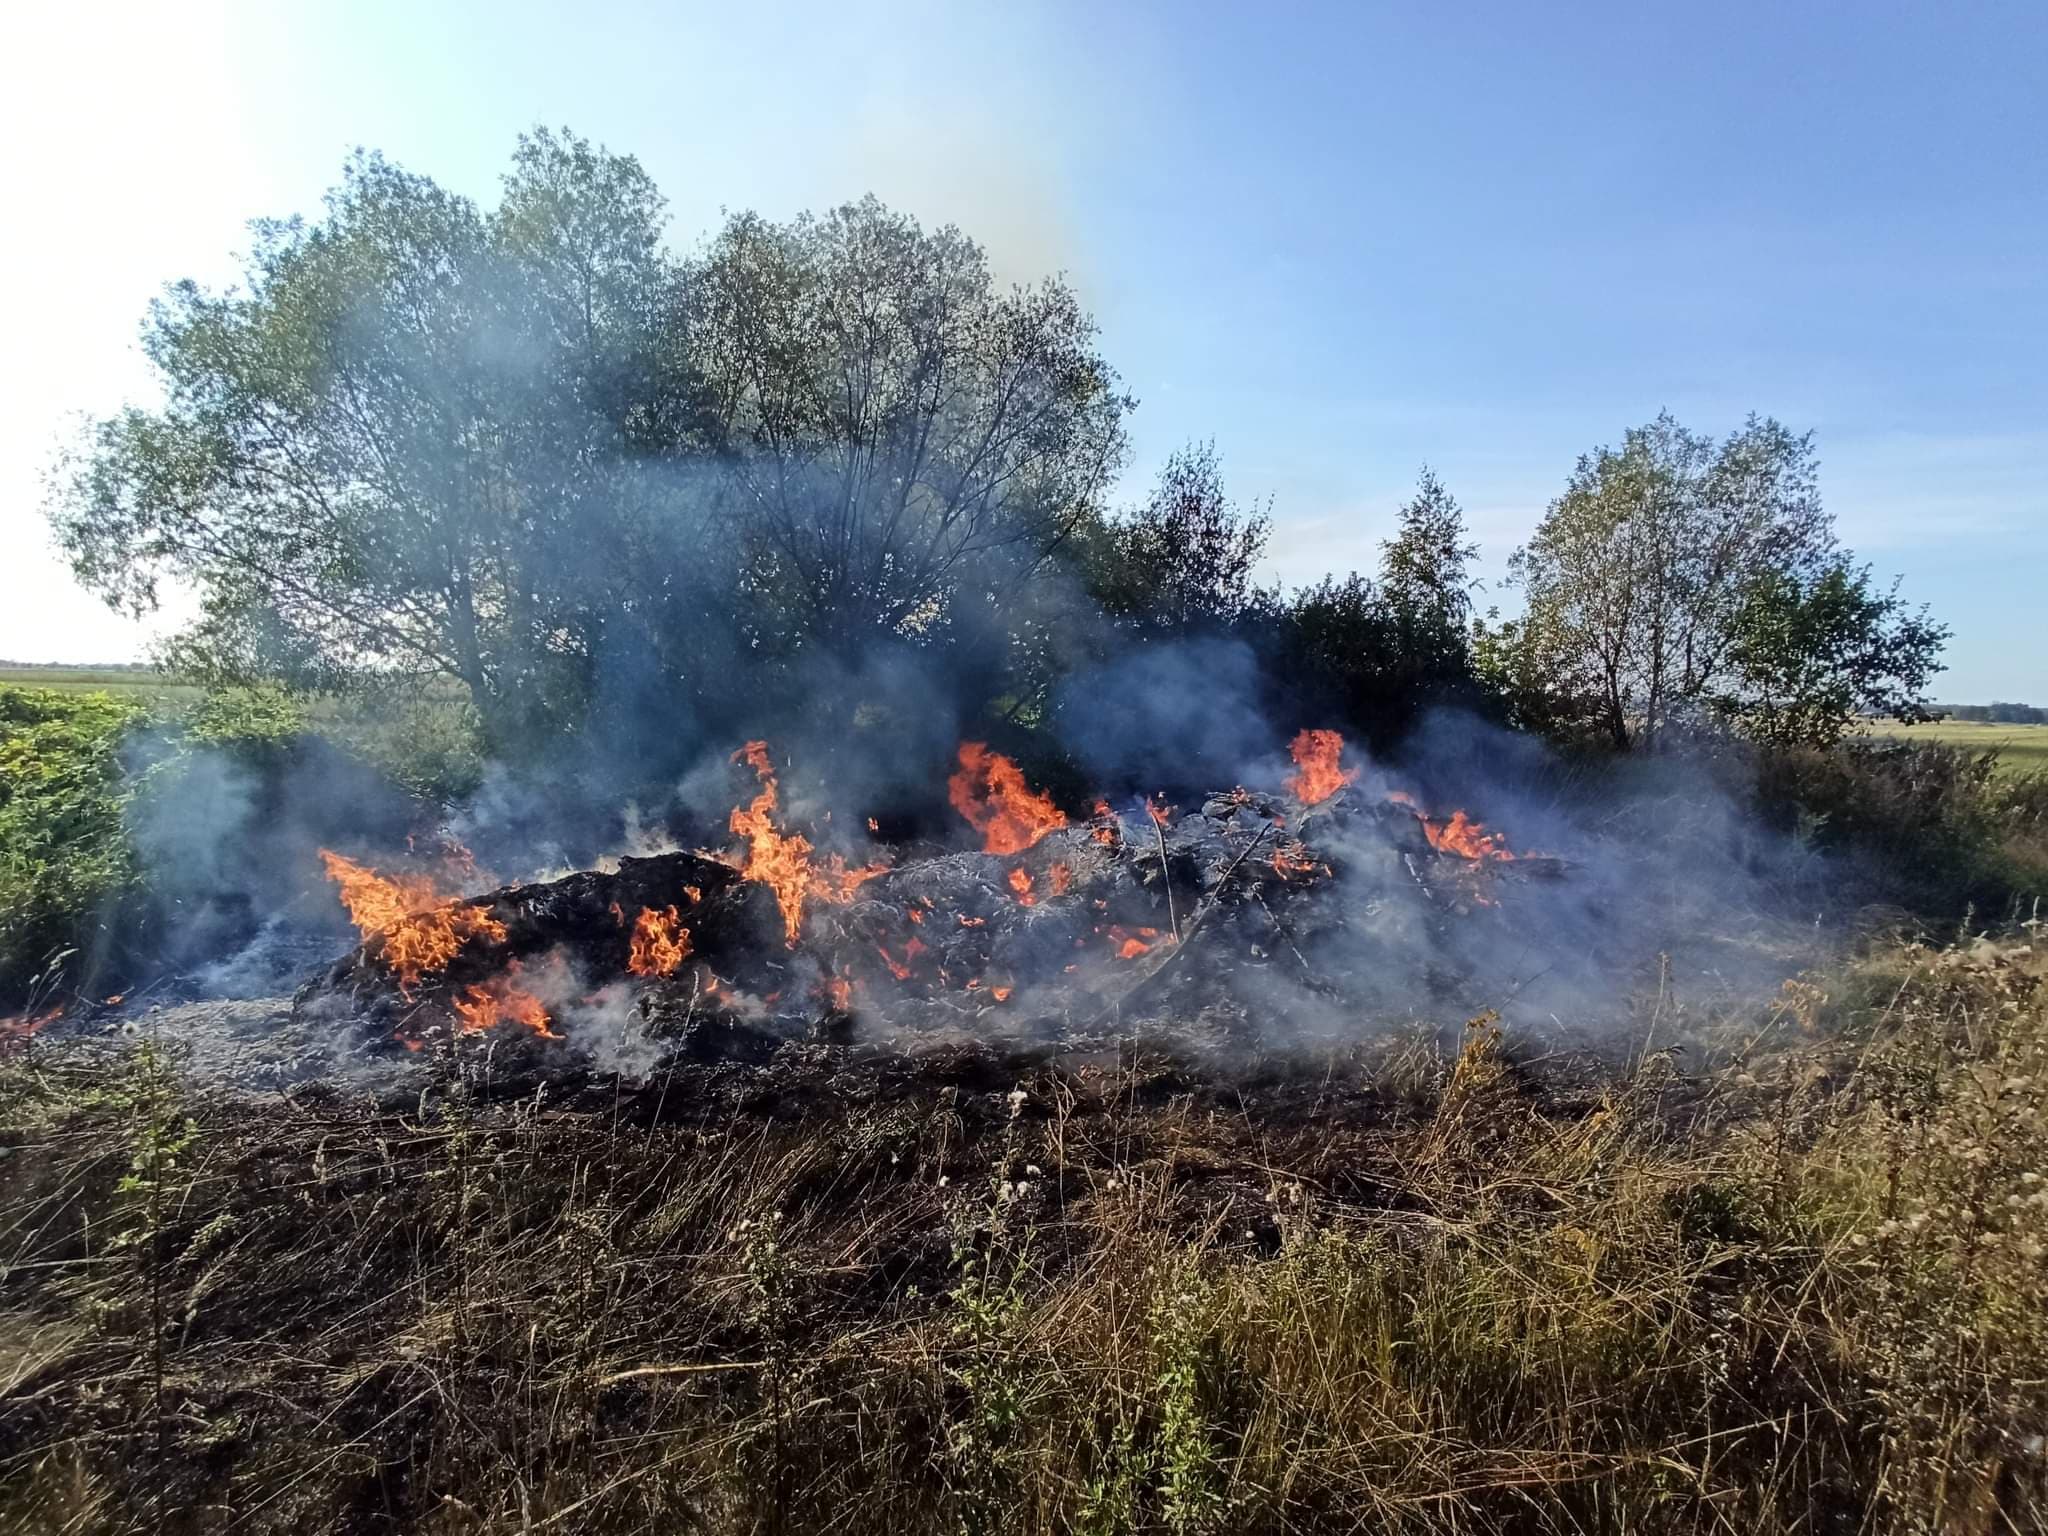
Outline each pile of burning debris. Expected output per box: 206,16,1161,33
288,730,1568,1071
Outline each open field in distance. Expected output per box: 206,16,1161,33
1869,718,2048,775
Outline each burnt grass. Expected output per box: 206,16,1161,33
5,938,2047,1533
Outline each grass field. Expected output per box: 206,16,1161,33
0,666,204,700
1869,718,2048,774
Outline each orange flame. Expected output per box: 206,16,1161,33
820,972,854,1012
451,962,560,1040
729,742,887,946
948,743,1067,854
990,985,1013,1002
628,905,692,977
1272,842,1321,879
1287,729,1357,805
319,850,507,991
877,937,927,981
1048,862,1073,896
1,1006,62,1047
1420,809,1516,862
1146,797,1173,827
1106,924,1165,960
1008,866,1036,906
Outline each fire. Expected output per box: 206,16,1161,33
627,905,692,976
451,962,560,1040
728,742,887,946
820,972,854,1012
1008,866,1035,906
1090,799,1120,846
319,849,507,991
877,937,927,980
948,742,1067,854
1048,862,1073,896
1146,797,1173,827
1272,842,1321,879
1,1007,62,1047
1287,729,1357,805
1419,809,1516,862
990,985,1013,1002
1106,924,1165,960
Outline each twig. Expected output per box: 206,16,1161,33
595,1360,766,1386
1152,807,1180,942
1090,823,1274,1026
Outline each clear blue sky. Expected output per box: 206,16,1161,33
4,0,2041,698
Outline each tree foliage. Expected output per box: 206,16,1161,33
49,140,1128,756
1488,412,1945,749
1081,441,1271,637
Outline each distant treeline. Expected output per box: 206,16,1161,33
1940,702,2046,724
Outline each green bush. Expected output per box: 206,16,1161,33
0,686,147,1007
1752,736,2047,921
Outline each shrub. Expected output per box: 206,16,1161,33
0,686,145,1006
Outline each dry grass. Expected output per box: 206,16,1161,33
3,935,2046,1534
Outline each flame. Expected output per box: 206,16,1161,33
877,937,927,981
1287,729,1357,805
1272,842,1321,879
948,742,1067,854
990,985,1013,1002
957,914,986,928
1008,866,1036,906
1146,797,1173,827
684,885,703,903
103,993,125,1006
729,742,887,946
319,849,507,991
1419,809,1516,862
820,972,854,1012
1386,792,1516,862
1090,799,1120,846
451,962,560,1040
628,905,692,977
1106,924,1165,960
1,1006,62,1045
1048,862,1073,896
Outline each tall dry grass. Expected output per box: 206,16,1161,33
2,932,2045,1533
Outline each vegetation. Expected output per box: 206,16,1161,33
47,131,1946,776
0,683,338,1008
1872,718,2048,777
1477,414,1948,751
4,934,2045,1532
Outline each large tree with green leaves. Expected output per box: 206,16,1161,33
1489,412,1945,749
51,129,692,754
49,139,1132,754
683,196,1131,666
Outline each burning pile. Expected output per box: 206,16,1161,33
296,730,1559,1064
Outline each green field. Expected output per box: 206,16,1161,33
1869,718,2048,774
0,666,204,700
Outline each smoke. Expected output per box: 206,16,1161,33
1055,637,1278,793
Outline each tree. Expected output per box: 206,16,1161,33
1719,563,1948,746
1500,412,1943,750
684,197,1131,665
1080,441,1271,636
1378,467,1481,702
49,130,692,755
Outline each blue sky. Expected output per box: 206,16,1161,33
3,0,2040,698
